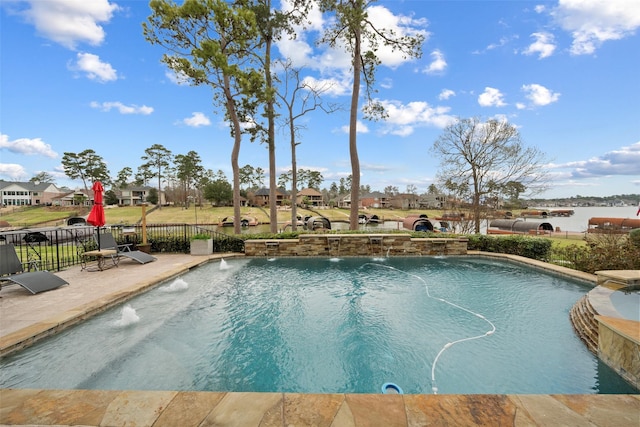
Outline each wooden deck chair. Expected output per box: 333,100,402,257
97,232,156,265
0,243,68,294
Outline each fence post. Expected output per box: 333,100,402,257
54,229,61,272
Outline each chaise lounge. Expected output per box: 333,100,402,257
0,243,69,294
97,232,157,265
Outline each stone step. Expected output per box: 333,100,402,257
569,295,598,354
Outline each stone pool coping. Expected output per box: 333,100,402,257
1,252,639,426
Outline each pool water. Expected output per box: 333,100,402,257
1,257,636,394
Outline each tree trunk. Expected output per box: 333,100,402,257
349,26,362,230
289,104,298,232
224,75,242,235
265,31,278,234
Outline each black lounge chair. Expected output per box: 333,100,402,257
97,232,156,265
0,243,68,294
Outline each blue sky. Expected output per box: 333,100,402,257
1,0,639,199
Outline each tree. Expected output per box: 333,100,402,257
433,117,549,233
249,1,313,232
338,175,351,194
145,0,265,234
503,181,526,202
61,149,111,191
275,58,337,229
307,170,324,190
384,185,398,196
278,170,292,189
203,179,233,206
406,184,418,194
29,172,55,184
175,150,205,206
135,164,154,186
104,189,119,205
115,167,133,189
239,164,264,190
317,0,424,229
140,144,172,209
147,187,159,205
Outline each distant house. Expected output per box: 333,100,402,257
0,180,65,206
337,194,355,208
419,194,447,209
296,188,324,206
52,189,92,206
389,193,420,209
250,188,290,207
360,192,390,208
115,185,165,206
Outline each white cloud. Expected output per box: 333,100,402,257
302,75,351,97
20,0,119,50
478,87,507,107
423,49,447,74
438,89,455,100
377,99,455,136
165,70,191,85
0,134,58,158
72,52,117,82
0,163,28,180
552,0,640,55
276,3,428,73
362,5,429,69
182,112,211,127
380,78,393,89
523,32,556,58
340,120,370,134
521,84,560,106
473,35,518,55
90,101,153,115
554,141,640,178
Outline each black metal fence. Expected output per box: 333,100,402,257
0,224,244,272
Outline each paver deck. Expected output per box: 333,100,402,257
1,253,639,426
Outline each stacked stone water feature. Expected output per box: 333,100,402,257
569,294,599,354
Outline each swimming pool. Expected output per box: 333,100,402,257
1,256,636,394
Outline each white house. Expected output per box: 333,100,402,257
0,180,65,206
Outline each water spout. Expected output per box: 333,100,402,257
113,305,140,328
161,278,189,292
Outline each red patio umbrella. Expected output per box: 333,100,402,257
86,181,105,249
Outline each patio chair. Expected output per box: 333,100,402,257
97,232,157,265
0,243,68,294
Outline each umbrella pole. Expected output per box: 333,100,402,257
97,227,101,250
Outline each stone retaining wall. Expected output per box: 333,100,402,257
244,234,469,257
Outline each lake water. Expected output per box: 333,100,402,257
214,206,638,235
521,206,638,233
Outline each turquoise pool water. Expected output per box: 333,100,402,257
1,256,636,394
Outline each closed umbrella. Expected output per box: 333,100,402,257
86,181,105,249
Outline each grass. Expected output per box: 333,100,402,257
0,206,87,228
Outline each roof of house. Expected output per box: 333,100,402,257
254,187,289,196
0,180,62,192
297,188,323,197
361,191,387,199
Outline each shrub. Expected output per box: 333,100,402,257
191,233,212,240
551,232,640,273
467,234,552,261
